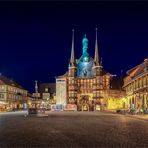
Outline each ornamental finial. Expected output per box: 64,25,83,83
82,34,88,54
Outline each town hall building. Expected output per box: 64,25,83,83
56,29,126,111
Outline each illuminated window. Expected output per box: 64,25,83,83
45,88,48,92
1,86,4,90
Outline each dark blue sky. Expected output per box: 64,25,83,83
0,1,147,92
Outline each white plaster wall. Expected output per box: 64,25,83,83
56,77,67,105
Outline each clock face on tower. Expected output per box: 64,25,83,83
77,57,93,78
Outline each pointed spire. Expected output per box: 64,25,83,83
100,57,102,67
70,29,75,66
94,28,99,66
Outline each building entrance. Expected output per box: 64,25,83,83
82,104,89,111
78,95,92,111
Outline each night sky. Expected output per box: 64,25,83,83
0,1,148,92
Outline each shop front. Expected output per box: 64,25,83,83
0,101,8,111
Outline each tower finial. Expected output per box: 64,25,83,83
70,29,75,66
82,34,88,54
94,27,99,66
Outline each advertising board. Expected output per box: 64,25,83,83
51,104,64,111
55,104,64,111
64,104,77,111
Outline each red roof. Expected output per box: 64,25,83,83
124,58,148,85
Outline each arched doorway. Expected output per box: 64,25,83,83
82,104,89,111
79,95,90,111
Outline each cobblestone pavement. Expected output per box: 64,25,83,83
0,111,148,148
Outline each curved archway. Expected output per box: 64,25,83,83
82,104,89,111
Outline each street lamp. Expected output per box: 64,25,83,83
35,80,38,111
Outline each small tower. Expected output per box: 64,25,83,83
68,29,77,77
67,29,78,104
92,28,103,108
